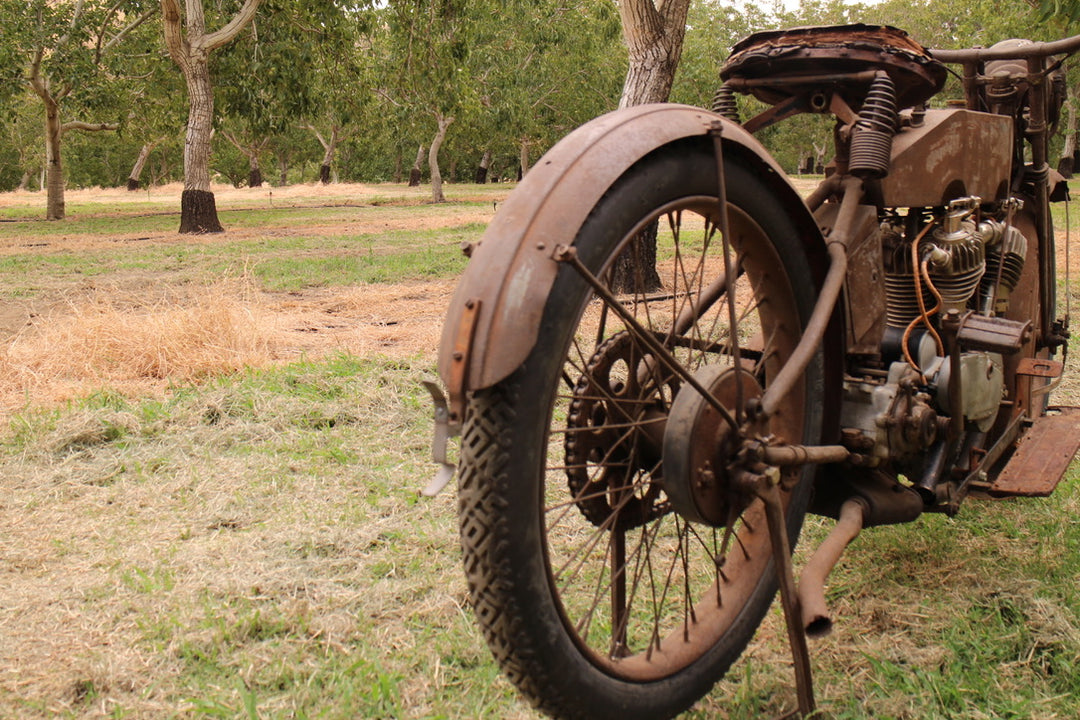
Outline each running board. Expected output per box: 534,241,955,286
988,406,1080,498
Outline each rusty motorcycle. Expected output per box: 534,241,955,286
424,24,1080,719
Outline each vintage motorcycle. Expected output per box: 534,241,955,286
424,24,1080,719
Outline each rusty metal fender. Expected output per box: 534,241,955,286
437,103,829,421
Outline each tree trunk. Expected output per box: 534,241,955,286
616,0,690,109
278,153,289,185
429,113,454,203
161,0,261,233
180,189,221,233
409,143,424,186
519,138,530,179
18,172,31,191
611,223,660,295
179,62,223,231
306,124,340,185
474,149,491,184
611,0,689,292
247,152,263,188
127,142,155,191
43,97,65,220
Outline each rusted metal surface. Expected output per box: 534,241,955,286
1015,357,1064,379
721,24,946,110
929,33,1080,63
989,407,1080,497
758,478,816,717
879,109,1013,208
815,202,887,355
797,498,866,639
437,105,825,395
759,178,861,419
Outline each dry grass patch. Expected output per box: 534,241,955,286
0,277,455,419
0,279,272,414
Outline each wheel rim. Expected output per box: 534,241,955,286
543,196,807,682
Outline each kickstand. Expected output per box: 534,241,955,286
758,477,817,719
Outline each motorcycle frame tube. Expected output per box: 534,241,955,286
437,105,838,414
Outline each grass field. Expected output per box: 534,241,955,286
0,180,1078,719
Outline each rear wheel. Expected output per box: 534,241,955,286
457,142,825,719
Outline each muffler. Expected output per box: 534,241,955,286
796,498,867,638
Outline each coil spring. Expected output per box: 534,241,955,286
711,84,739,122
850,72,898,179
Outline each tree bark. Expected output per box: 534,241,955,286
180,62,224,229
616,0,691,109
305,124,341,185
429,113,454,203
611,0,689,292
519,138,530,179
127,142,156,191
409,143,424,186
277,151,289,185
161,0,261,233
474,149,491,184
180,189,221,233
43,96,65,221
248,162,263,188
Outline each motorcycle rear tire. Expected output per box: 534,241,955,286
457,140,825,719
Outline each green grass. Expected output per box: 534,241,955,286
1,183,1079,718
0,222,481,300
2,350,1077,719
0,355,538,718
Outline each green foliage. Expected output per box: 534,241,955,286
1036,0,1080,24
0,0,1065,189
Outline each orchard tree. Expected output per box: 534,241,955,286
298,1,375,184
215,0,360,188
379,0,480,202
10,0,158,219
611,0,692,291
160,0,261,233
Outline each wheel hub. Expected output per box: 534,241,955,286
662,365,763,526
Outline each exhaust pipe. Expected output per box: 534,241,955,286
797,498,867,638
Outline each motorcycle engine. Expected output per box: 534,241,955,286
840,197,1028,467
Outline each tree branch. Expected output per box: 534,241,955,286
203,0,263,53
56,0,88,53
303,124,330,151
62,121,119,134
221,129,246,153
617,0,662,48
160,0,188,64
102,6,160,57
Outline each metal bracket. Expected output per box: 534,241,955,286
446,298,481,427
421,381,458,497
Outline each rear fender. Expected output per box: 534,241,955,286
438,104,832,422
